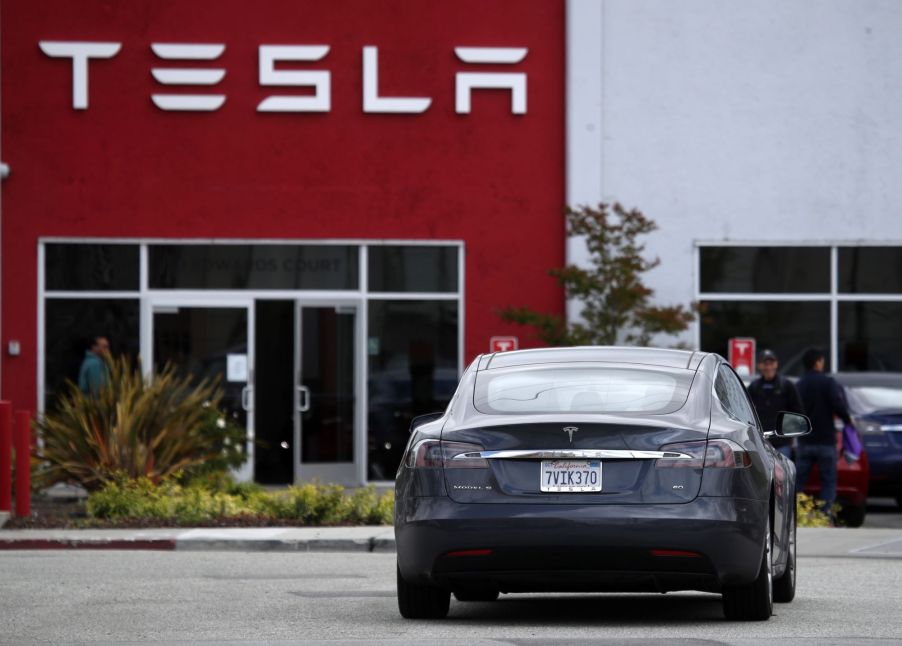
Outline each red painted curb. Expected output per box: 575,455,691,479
0,539,176,550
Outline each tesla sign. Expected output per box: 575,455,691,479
728,337,756,378
38,41,529,114
490,336,519,353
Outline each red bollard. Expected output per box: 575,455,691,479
0,402,11,512
14,410,31,518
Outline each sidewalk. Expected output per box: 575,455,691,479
0,526,396,552
2,525,901,556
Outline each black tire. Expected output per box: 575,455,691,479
896,496,902,512
773,502,797,603
722,516,774,621
837,501,866,528
453,588,500,602
396,563,450,619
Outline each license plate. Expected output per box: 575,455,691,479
540,460,602,492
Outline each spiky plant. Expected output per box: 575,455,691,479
34,355,227,490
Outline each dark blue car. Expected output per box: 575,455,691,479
835,373,902,509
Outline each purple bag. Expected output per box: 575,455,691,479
842,424,862,463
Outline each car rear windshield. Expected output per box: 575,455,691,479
473,365,694,415
845,386,902,415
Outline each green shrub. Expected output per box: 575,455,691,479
34,356,236,491
86,475,394,526
179,404,248,480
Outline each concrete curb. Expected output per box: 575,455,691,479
0,527,396,552
0,537,176,550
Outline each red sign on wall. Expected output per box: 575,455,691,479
490,336,519,353
728,337,756,378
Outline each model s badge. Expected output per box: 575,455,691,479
563,426,578,443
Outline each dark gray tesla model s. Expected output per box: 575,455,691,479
394,347,810,621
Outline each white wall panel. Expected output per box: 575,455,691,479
567,0,902,346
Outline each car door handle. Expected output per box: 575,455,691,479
241,385,253,412
297,385,311,413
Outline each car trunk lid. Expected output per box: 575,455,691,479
442,418,706,504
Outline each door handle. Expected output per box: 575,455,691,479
297,385,311,413
241,385,253,412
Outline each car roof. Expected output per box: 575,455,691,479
480,346,706,371
833,372,902,388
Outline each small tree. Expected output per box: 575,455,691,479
500,202,694,346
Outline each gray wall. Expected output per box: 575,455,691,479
567,0,902,347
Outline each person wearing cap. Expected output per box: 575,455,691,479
747,349,805,460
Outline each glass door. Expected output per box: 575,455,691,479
295,301,360,484
150,299,255,481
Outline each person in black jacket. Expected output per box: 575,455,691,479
795,347,853,517
747,349,804,460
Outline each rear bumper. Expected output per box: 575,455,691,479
395,496,767,593
866,449,902,497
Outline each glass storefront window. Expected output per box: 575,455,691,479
41,240,465,484
43,299,139,406
699,246,830,294
368,245,458,293
149,245,358,290
839,302,902,372
45,244,139,291
699,301,831,376
152,306,250,442
839,247,902,294
367,300,459,479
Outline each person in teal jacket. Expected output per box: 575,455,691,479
78,336,110,395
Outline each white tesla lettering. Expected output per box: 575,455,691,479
38,41,122,109
40,41,530,115
362,46,431,113
151,43,226,111
454,47,527,115
257,45,331,113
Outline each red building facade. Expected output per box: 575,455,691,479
1,0,565,483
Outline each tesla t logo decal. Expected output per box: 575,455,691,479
563,426,578,443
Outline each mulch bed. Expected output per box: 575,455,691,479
3,494,87,529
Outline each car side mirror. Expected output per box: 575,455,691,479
775,411,811,437
410,412,443,432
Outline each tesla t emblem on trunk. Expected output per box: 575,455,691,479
563,426,578,443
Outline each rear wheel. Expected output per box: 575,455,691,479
396,563,450,619
722,516,773,621
773,502,797,603
837,500,866,528
453,588,500,602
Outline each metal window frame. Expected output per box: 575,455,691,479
695,242,902,371
37,237,466,486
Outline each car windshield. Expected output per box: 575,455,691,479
473,365,693,415
844,386,902,415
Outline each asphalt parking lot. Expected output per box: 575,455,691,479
864,498,902,529
2,525,902,645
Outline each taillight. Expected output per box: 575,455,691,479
704,439,752,468
405,440,487,469
656,439,751,468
